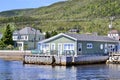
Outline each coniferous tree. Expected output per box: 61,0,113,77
1,24,14,46
0,41,6,49
51,30,58,37
45,31,51,39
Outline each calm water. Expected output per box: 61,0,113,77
0,59,120,80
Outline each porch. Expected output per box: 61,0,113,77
31,50,75,56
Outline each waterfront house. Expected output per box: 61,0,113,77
13,27,45,51
69,28,79,33
38,33,119,56
108,30,120,41
108,30,120,52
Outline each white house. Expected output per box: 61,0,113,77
13,27,45,51
108,30,120,52
108,30,120,41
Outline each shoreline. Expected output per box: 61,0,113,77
0,50,31,61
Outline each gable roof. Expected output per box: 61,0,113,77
108,30,120,35
19,27,41,35
39,33,118,43
39,33,77,43
13,27,42,35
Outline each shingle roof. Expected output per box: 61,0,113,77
39,33,118,44
65,33,118,42
108,30,120,34
13,27,41,35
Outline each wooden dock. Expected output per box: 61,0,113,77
23,54,108,66
106,52,120,64
23,54,73,66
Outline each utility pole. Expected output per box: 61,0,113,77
109,16,114,33
34,29,37,49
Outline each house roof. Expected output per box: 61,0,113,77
39,33,77,43
69,28,79,33
108,30,120,35
39,33,118,43
19,27,41,34
65,33,118,42
13,27,42,35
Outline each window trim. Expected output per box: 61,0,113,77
51,43,55,50
87,43,93,49
63,43,74,51
100,44,103,50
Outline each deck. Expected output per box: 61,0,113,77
23,53,108,66
23,54,73,66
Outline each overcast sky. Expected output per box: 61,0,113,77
0,0,65,12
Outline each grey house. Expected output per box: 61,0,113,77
38,33,118,56
13,27,45,50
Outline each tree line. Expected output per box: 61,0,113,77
0,24,14,50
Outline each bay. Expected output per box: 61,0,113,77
0,59,120,80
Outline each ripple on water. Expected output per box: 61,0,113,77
0,59,120,80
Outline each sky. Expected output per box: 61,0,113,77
0,0,65,12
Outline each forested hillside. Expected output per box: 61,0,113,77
0,0,120,35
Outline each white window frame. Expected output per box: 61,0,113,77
41,43,50,51
58,43,63,55
100,44,103,50
51,43,55,50
87,43,93,49
63,43,74,51
13,36,18,40
116,34,118,36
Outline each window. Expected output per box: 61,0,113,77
116,34,118,36
13,36,18,40
64,43,74,50
87,43,93,49
39,37,41,40
105,44,107,48
43,44,49,49
41,43,50,52
51,43,55,50
78,43,82,52
38,43,41,50
100,44,103,50
25,36,28,40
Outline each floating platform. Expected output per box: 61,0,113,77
23,54,108,66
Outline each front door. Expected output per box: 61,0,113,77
58,43,62,55
78,43,82,55
17,42,24,51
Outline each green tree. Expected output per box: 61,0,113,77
1,24,14,46
45,31,51,39
51,30,58,36
0,40,6,49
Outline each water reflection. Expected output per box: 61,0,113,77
22,65,77,80
1,59,120,80
75,64,108,80
107,64,120,80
